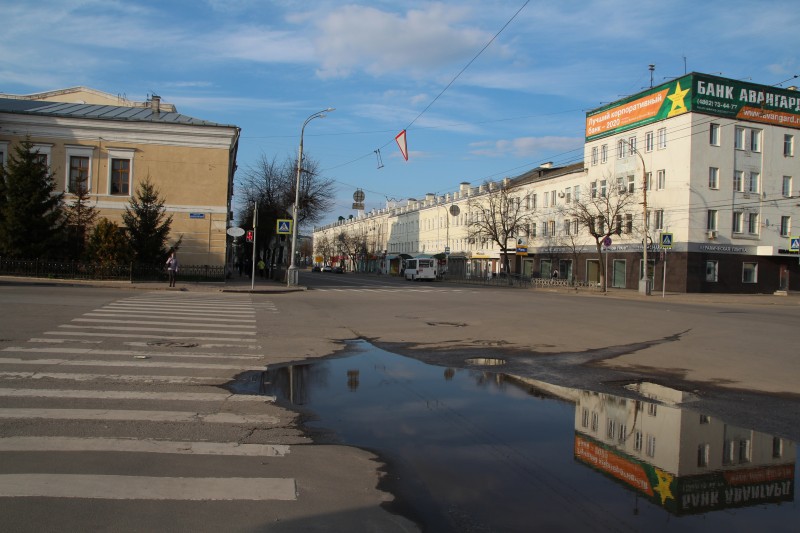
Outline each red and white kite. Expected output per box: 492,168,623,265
395,129,408,161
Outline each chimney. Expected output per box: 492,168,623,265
150,94,161,114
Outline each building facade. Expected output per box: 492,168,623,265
314,73,800,293
0,87,239,266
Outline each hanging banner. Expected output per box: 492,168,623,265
395,129,409,161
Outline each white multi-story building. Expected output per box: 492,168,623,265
313,73,800,293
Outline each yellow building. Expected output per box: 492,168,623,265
0,87,240,266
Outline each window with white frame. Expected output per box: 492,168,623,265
645,171,652,191
732,211,743,233
551,190,556,206
627,136,636,156
645,131,654,152
108,149,135,196
709,167,719,189
616,176,625,193
785,134,795,157
32,143,52,167
733,170,744,192
657,128,667,149
735,127,745,150
532,193,537,209
705,260,718,282
607,419,616,439
739,439,751,463
646,434,656,457
656,169,666,190
743,262,758,283
697,444,710,467
600,180,607,197
565,188,571,203
590,181,598,198
625,214,633,234
773,437,784,458
707,210,718,231
747,212,759,234
617,139,625,159
573,185,580,202
748,172,760,193
591,146,598,166
548,220,555,236
581,408,589,428
627,175,635,193
563,219,571,235
634,431,643,451
750,129,761,152
709,123,720,146
530,222,537,237
650,209,663,231
600,144,608,163
780,216,791,237
782,176,792,197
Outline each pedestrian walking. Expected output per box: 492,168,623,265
257,259,266,278
166,250,179,287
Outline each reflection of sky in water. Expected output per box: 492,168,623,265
260,341,798,533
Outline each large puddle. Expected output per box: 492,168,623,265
230,340,797,532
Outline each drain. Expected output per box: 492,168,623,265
465,357,507,366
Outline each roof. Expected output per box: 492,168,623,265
0,97,236,128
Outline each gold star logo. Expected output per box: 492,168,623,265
653,468,675,504
667,81,690,117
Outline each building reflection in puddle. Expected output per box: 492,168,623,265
229,341,797,531
573,382,794,516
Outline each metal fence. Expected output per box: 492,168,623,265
0,258,225,283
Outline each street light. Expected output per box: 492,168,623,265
287,107,335,287
619,138,650,295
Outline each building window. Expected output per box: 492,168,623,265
548,220,556,236
657,170,666,190
748,172,760,194
110,159,130,195
647,402,657,416
785,134,795,157
625,214,633,234
590,181,598,198
532,193,537,209
616,176,625,194
773,437,784,458
581,408,590,428
563,219,571,235
699,414,711,424
627,175,635,193
657,128,667,149
551,190,556,206
646,435,656,457
601,144,608,163
723,440,735,465
530,223,537,237
733,170,744,192
607,419,616,439
733,211,743,233
750,129,761,152
591,146,598,166
573,185,580,202
783,176,793,197
780,216,791,237
697,444,710,467
68,156,90,193
565,188,571,203
617,139,625,159
573,218,579,235
590,412,599,432
735,127,745,150
618,424,627,443
710,123,720,146
707,210,718,231
747,213,759,234
742,262,758,283
600,180,607,197
627,136,636,156
705,260,718,282
543,191,550,207
739,439,751,463
654,209,664,231
709,167,719,189
634,431,643,452
645,131,654,152
645,171,652,191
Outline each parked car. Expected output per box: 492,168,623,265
333,266,344,274
322,265,333,272
312,265,321,272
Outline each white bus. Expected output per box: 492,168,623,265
404,258,437,281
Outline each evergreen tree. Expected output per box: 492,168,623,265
86,218,132,265
122,176,173,264
0,139,64,258
63,172,98,260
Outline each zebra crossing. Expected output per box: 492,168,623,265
0,292,297,503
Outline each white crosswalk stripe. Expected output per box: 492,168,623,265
313,287,469,292
0,292,295,503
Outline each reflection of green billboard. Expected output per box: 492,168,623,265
574,433,795,515
586,73,800,141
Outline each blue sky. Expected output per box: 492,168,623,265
2,0,799,226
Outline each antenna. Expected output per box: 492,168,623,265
683,55,687,75
648,64,655,88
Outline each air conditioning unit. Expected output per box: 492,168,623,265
558,191,565,198
707,230,718,239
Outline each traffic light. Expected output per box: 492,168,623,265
246,230,254,242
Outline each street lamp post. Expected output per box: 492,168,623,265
287,108,335,287
620,138,650,295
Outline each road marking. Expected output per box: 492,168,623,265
0,371,244,385
0,436,288,456
43,331,260,345
0,474,297,500
83,312,256,323
0,357,264,371
0,408,279,424
3,346,262,360
71,318,256,329
58,325,256,335
0,388,267,402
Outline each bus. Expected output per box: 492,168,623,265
404,258,437,281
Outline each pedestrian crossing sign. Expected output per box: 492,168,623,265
790,236,800,252
276,219,292,235
660,232,673,249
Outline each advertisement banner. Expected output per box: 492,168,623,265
586,73,800,141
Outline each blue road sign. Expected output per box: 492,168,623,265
276,219,292,235
660,232,673,249
791,237,800,252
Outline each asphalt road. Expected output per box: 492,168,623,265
1,273,799,531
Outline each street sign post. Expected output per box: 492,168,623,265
659,233,673,297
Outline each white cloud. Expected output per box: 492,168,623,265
469,136,582,158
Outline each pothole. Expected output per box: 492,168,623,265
465,357,507,366
147,341,199,348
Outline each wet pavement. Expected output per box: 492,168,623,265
228,340,798,532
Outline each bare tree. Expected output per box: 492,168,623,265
467,180,531,280
314,233,334,266
558,175,640,291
